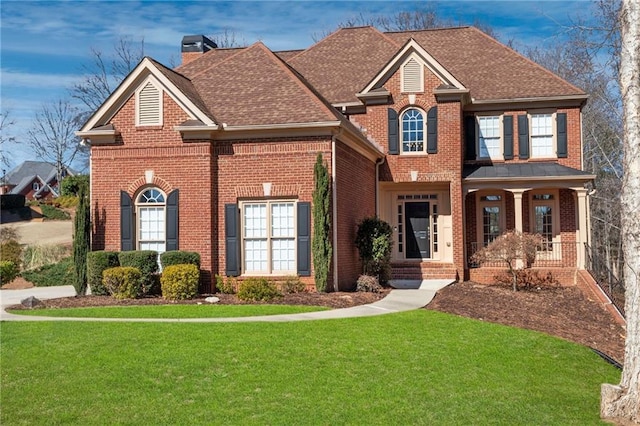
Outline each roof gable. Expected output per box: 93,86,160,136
187,42,339,126
79,57,215,133
360,38,466,96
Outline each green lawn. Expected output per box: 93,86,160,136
8,304,328,318
1,310,619,425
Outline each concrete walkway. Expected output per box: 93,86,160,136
0,280,453,323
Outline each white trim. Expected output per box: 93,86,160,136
476,114,503,160
360,39,466,95
476,192,506,246
400,107,427,155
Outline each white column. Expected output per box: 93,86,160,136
574,188,588,269
507,189,527,233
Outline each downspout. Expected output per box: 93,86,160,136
332,134,339,291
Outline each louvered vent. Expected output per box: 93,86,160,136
138,82,161,125
402,58,423,93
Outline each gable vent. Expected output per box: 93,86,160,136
137,81,161,125
402,58,423,93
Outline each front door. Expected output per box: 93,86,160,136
405,202,430,259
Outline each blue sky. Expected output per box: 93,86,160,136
1,0,597,172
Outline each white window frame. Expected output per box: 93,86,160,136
476,115,503,160
394,194,440,261
400,54,424,93
476,193,505,247
400,107,427,155
240,199,297,276
135,77,163,126
32,182,40,191
135,187,167,254
529,190,561,257
529,111,556,159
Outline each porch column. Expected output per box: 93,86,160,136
507,189,528,233
573,188,588,269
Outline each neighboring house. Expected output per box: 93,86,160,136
1,161,75,201
77,27,594,292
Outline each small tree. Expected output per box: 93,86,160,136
355,217,393,284
312,153,332,292
470,231,544,292
72,184,90,295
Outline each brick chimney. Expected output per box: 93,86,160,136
181,35,217,65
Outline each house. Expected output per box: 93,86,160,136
77,26,594,292
1,161,75,201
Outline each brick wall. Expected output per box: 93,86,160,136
334,140,377,290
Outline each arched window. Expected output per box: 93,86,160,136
136,187,166,253
401,108,425,153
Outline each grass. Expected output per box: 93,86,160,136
20,256,73,287
8,304,328,318
1,310,619,425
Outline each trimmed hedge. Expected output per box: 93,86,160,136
237,278,282,302
0,194,25,209
103,267,142,299
118,251,158,295
0,261,19,284
87,251,119,296
160,251,201,269
161,264,199,301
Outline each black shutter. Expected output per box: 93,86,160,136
166,189,179,251
426,106,438,154
120,191,134,251
225,203,239,276
503,115,514,160
464,115,476,160
557,112,568,158
518,114,529,159
388,108,399,155
297,202,311,276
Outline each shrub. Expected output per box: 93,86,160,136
160,251,201,269
0,194,25,209
312,152,332,292
103,267,142,299
237,278,282,302
21,257,74,287
355,217,393,285
494,270,560,291
356,274,383,293
1,239,23,267
280,276,306,294
118,251,159,295
161,264,200,301
0,261,19,284
56,195,79,208
60,175,89,197
215,275,237,294
39,204,71,221
72,185,90,295
0,226,19,243
21,244,70,271
87,251,120,295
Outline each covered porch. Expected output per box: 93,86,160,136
463,163,595,284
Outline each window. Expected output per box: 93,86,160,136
242,200,296,274
32,182,40,191
530,113,554,158
477,116,501,159
401,108,425,153
136,79,162,126
402,57,423,93
530,192,559,252
136,188,166,254
477,194,504,246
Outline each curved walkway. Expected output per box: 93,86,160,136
0,280,453,323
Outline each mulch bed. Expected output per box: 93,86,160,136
4,278,625,363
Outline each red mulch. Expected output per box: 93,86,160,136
4,278,625,363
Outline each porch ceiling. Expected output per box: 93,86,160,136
463,163,595,184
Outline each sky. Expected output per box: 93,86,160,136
1,0,598,173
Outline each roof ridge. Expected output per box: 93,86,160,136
466,26,586,95
147,57,192,82
383,25,471,35
288,26,388,63
188,43,258,79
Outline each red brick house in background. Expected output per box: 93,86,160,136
1,161,75,201
77,26,594,292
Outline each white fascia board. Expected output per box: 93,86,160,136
80,58,214,132
361,39,466,94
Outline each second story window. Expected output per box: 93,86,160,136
531,113,554,158
401,108,425,153
477,116,501,159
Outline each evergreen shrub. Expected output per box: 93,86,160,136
237,278,282,302
87,251,119,295
161,264,200,301
103,266,142,299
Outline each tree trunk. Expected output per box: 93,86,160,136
601,0,640,422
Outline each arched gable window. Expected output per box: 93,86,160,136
401,108,425,153
136,188,166,253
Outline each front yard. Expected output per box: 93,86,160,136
1,309,619,425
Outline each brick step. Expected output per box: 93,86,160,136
391,262,457,280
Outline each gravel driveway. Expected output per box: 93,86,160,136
1,221,73,245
